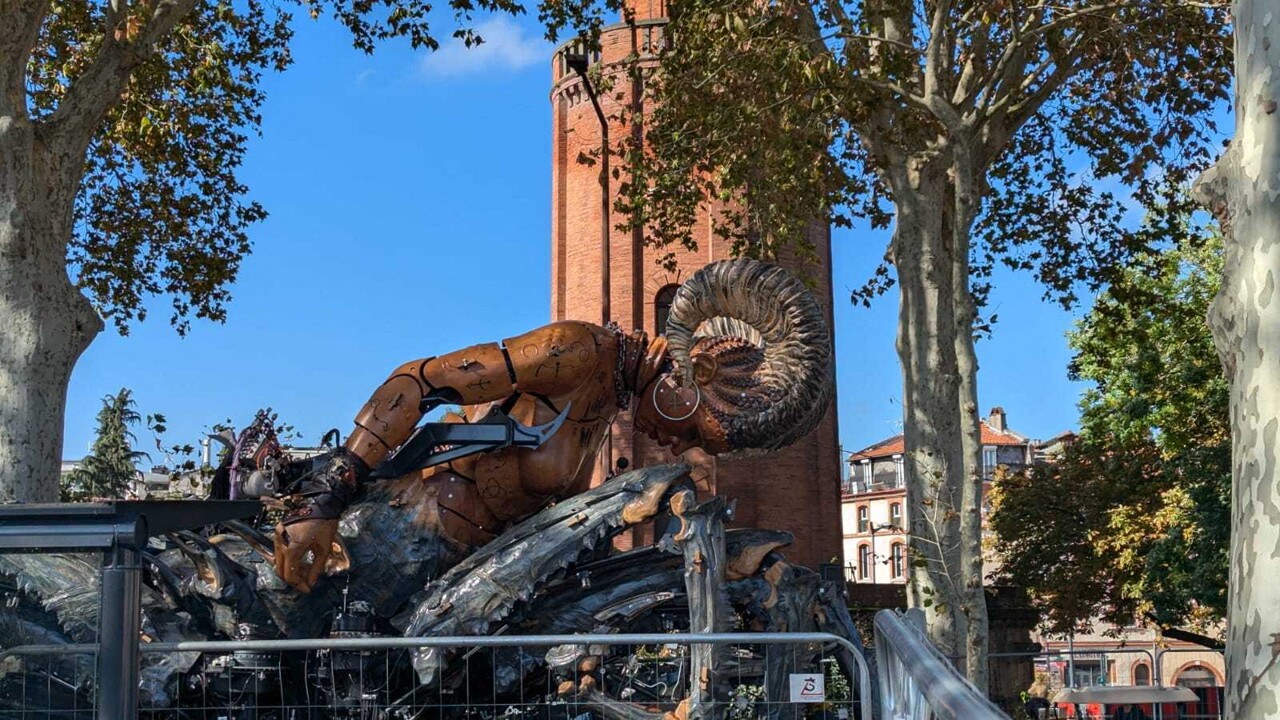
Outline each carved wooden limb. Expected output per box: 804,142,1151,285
670,489,730,720
758,561,826,720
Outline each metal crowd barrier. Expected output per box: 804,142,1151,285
1001,646,1226,720
0,500,262,719
0,631,873,718
873,609,1009,720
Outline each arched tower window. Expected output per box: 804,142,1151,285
858,544,871,580
1133,663,1151,686
654,284,679,336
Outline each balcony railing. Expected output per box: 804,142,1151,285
842,478,905,495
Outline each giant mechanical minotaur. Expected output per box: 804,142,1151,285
270,259,834,592
0,259,859,716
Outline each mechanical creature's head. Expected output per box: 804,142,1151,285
632,259,834,458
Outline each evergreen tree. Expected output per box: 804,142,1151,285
63,389,147,501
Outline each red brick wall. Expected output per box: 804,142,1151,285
549,9,843,569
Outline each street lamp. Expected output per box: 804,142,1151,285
563,47,611,326
867,522,898,584
564,45,614,481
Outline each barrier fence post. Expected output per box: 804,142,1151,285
96,543,142,720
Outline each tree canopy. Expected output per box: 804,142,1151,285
25,0,606,334
0,0,616,503
615,0,1230,307
990,230,1229,637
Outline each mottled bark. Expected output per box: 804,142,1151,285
885,151,969,668
1194,1,1280,716
858,0,990,688
871,139,990,691
949,143,989,693
0,1,193,503
0,117,102,503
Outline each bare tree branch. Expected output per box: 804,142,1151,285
46,0,196,148
855,76,935,116
971,5,1040,118
951,19,989,106
971,0,1207,112
0,0,52,118
923,0,954,99
997,38,1084,134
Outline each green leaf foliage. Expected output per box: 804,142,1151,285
22,0,608,335
989,229,1229,636
611,1,1230,306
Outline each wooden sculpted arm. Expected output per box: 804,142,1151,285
344,321,608,469
274,322,609,593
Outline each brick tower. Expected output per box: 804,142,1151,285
549,1,843,568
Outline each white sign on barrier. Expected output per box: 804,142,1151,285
789,673,825,703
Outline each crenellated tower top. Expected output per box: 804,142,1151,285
624,0,669,21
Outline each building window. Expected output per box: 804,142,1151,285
1175,666,1219,689
857,506,869,533
982,445,997,474
859,460,871,486
894,455,904,487
1133,663,1151,686
1068,660,1107,688
890,543,905,578
858,544,871,580
654,284,679,336
890,503,902,529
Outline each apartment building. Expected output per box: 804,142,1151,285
840,407,1041,583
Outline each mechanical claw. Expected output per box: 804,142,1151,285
371,403,572,479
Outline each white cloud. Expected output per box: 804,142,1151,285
419,16,548,79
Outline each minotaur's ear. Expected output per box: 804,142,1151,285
691,353,718,386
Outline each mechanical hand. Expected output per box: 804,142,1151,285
273,517,339,593
268,448,366,593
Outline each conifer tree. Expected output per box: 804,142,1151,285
62,389,147,501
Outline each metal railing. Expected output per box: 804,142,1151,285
873,609,1009,720
0,631,874,718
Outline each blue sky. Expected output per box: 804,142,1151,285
65,13,1093,467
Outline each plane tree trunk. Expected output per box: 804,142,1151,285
950,142,989,693
871,136,990,691
1194,1,1280,715
886,148,972,675
0,115,103,503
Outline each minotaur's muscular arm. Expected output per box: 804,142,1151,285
274,321,610,593
343,321,606,470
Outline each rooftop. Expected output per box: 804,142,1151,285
848,407,1032,463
